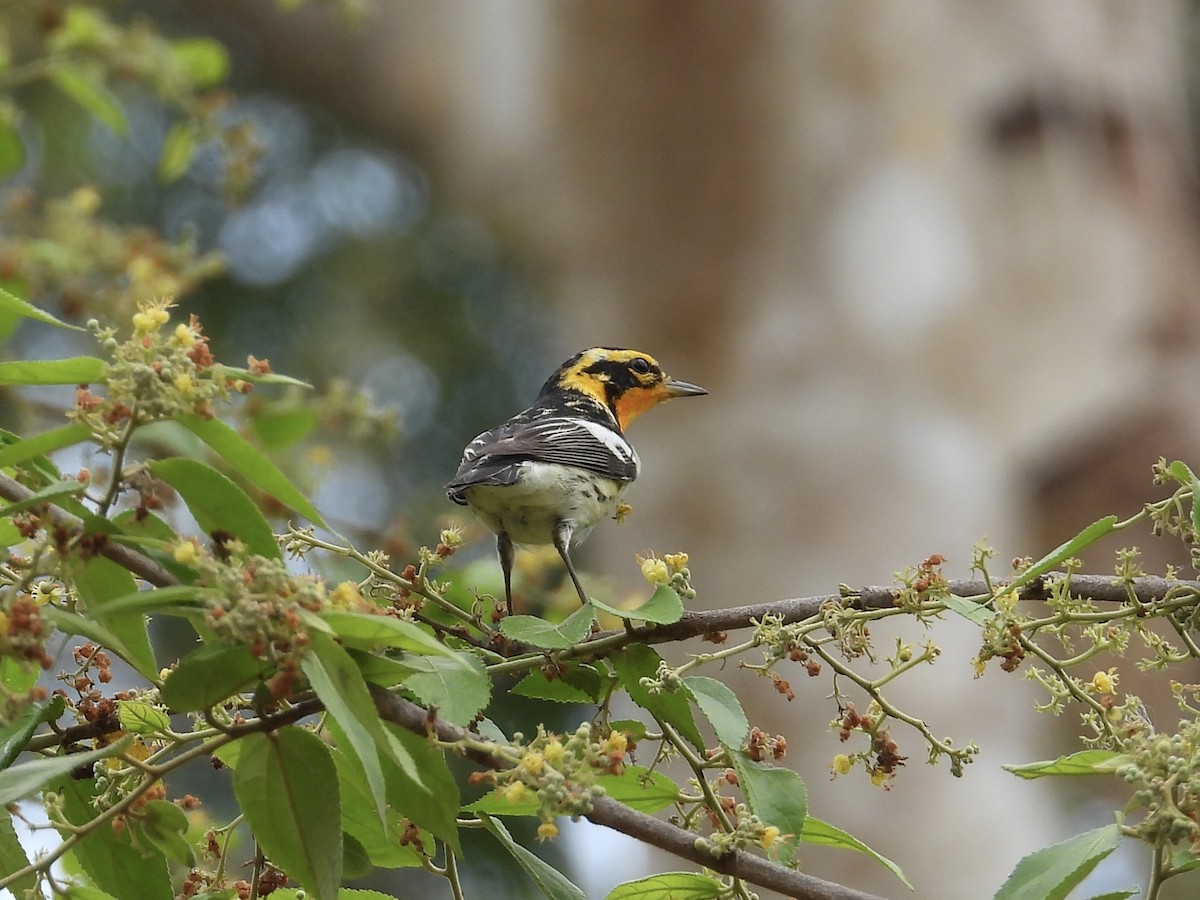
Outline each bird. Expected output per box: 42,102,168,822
446,347,706,615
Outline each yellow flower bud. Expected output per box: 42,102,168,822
870,768,888,786
536,821,559,842
604,731,629,755
1092,670,1117,694
759,825,781,849
521,751,544,775
172,541,198,565
503,781,527,803
831,753,851,776
640,557,670,585
439,526,465,550
329,581,364,610
543,739,565,763
663,552,689,572
71,186,102,215
172,323,196,347
131,311,157,334
173,373,193,394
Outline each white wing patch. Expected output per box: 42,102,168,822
575,419,640,474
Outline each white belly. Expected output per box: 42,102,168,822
463,462,627,545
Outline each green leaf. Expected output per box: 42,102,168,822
684,676,749,748
598,765,680,813
68,555,158,680
116,699,170,736
0,694,64,770
250,407,319,451
172,38,231,87
85,584,208,620
332,738,425,869
50,68,127,134
0,423,92,470
234,728,342,900
39,605,140,673
466,765,676,817
320,610,450,656
591,584,684,625
513,663,603,703
353,651,414,688
61,888,121,900
136,799,195,867
610,645,704,752
342,832,372,880
0,736,132,806
401,652,491,726
942,592,993,625
479,814,586,900
212,363,312,388
56,770,172,900
1004,517,1118,596
0,654,37,695
605,873,724,900
0,356,105,385
0,478,86,517
0,287,84,331
993,823,1122,900
301,630,388,825
0,119,25,180
161,643,263,712
801,815,912,889
731,750,807,866
148,457,281,559
0,810,36,895
500,603,596,649
158,121,197,182
176,414,325,526
1166,460,1195,486
380,722,461,855
1004,750,1127,780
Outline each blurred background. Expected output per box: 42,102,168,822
7,1,1200,897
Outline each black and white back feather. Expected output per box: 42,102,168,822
446,406,639,504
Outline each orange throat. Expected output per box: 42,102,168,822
614,385,671,431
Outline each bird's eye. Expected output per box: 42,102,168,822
630,357,651,375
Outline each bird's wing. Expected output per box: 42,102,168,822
446,413,639,501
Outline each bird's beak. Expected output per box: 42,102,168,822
662,378,707,399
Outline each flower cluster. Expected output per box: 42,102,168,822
638,550,696,600
0,187,225,323
693,805,781,858
0,591,54,673
473,723,634,838
72,302,247,448
1116,712,1200,850
830,702,907,787
177,539,370,699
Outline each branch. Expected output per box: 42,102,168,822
370,688,885,900
595,574,1200,646
0,472,179,588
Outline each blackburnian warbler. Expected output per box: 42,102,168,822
446,347,706,614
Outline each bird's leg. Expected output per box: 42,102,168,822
552,522,590,606
497,532,515,616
